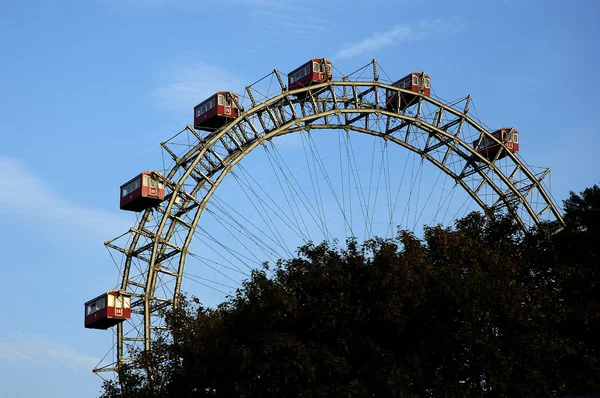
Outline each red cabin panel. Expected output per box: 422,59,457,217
473,127,519,161
385,72,431,112
288,58,333,93
194,92,239,131
84,290,131,330
120,171,165,212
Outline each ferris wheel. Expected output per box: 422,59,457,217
85,58,565,382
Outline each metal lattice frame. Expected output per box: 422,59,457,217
94,60,564,380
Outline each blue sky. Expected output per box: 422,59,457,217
0,0,598,396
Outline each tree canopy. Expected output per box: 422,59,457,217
102,184,600,397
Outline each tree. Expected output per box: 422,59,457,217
102,185,600,398
544,184,600,393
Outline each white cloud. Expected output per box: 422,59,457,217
0,157,131,240
333,19,462,60
152,63,245,112
228,1,331,47
334,25,412,60
0,336,98,370
252,9,327,34
122,0,175,6
98,0,177,9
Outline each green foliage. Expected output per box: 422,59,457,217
102,184,600,398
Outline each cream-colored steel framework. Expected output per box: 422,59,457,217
94,60,564,381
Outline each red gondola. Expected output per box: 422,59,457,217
288,58,333,93
84,290,131,330
193,92,239,131
120,171,165,212
473,127,519,161
385,72,431,111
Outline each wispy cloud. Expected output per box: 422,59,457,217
152,63,245,112
0,335,98,370
0,157,131,240
236,0,330,46
99,0,178,10
121,0,175,6
252,9,327,34
334,25,411,60
333,18,463,60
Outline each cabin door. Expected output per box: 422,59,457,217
224,95,232,116
114,295,123,317
505,130,514,150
